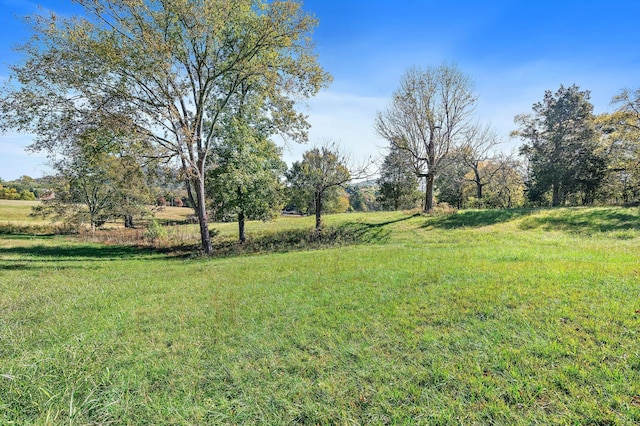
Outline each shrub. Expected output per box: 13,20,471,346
143,220,167,243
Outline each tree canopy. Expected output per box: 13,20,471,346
376,145,420,211
207,117,286,243
286,146,351,231
514,85,607,206
594,89,640,203
0,0,330,254
375,64,477,212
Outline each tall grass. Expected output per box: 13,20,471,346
1,207,639,424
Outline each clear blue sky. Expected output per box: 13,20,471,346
1,0,640,180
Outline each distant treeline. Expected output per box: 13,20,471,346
0,176,55,200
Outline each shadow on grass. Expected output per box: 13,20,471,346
0,226,58,237
518,208,640,233
208,220,397,258
0,217,405,262
0,243,171,262
0,262,95,271
422,209,535,229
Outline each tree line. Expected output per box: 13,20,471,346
375,67,640,212
1,1,639,254
0,176,41,200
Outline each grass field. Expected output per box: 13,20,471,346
1,203,639,424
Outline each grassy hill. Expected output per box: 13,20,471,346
1,206,639,424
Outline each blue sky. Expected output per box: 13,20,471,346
1,0,640,180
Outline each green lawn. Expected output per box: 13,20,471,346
1,207,639,424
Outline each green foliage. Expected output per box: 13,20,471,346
19,190,36,201
594,90,640,204
376,145,421,210
436,156,469,209
1,207,640,423
33,128,153,232
143,220,167,243
515,85,608,206
206,89,287,242
346,183,381,212
362,184,382,211
439,157,526,209
0,0,330,255
286,145,351,230
0,182,36,201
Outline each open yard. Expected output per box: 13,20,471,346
1,203,639,424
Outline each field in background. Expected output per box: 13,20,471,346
0,199,41,223
1,203,639,424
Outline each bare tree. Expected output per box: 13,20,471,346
375,64,476,212
459,124,505,201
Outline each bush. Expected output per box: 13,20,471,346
20,191,36,201
143,220,167,243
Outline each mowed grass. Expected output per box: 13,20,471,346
1,207,639,424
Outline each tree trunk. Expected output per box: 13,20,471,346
475,169,483,200
552,183,561,207
124,214,133,228
315,190,322,231
238,210,246,243
424,174,435,212
194,176,213,254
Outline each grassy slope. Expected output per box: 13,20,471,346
0,207,639,424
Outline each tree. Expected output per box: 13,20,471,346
207,121,286,243
375,64,477,212
206,74,287,243
32,127,152,232
459,125,505,202
35,150,118,233
347,186,368,212
514,85,607,206
115,154,153,228
376,145,421,210
0,0,330,254
435,154,468,209
286,145,351,231
594,89,640,203
487,157,526,208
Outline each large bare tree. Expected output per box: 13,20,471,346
0,0,330,254
375,64,476,212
